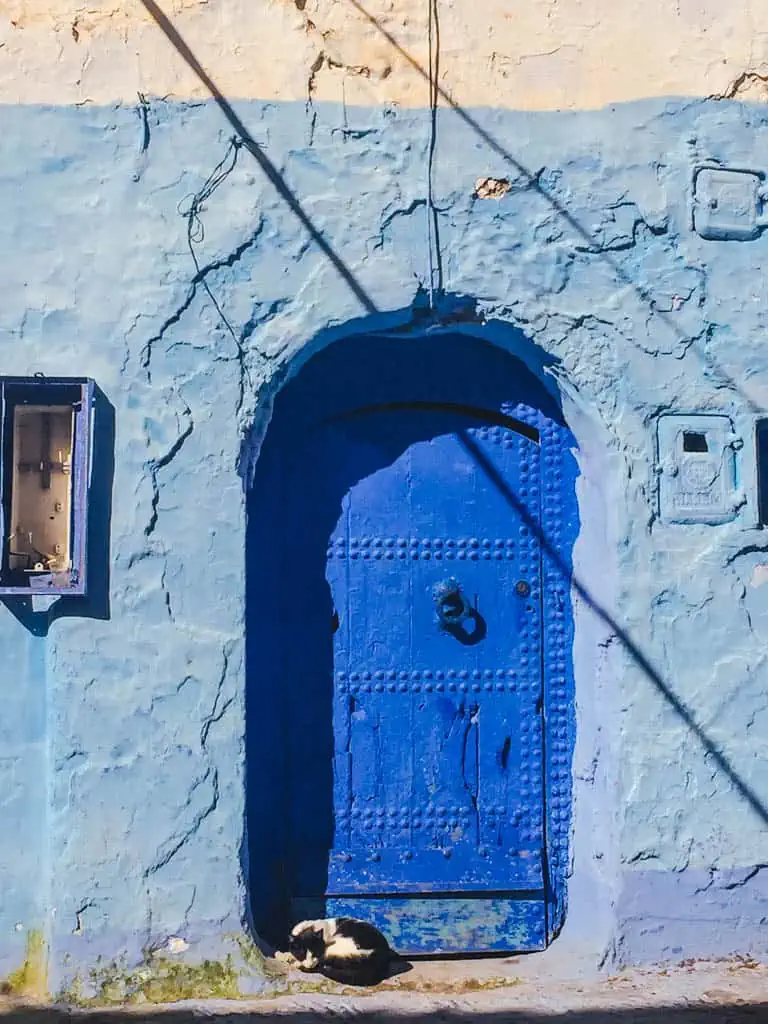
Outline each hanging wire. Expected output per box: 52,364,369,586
175,136,255,406
178,136,243,348
181,136,242,247
425,0,441,308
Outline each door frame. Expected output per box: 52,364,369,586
244,326,579,949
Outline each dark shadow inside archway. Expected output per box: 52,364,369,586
243,328,572,950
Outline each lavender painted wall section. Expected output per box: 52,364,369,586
0,94,767,990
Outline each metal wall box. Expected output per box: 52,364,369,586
657,413,739,524
692,167,765,241
756,418,768,526
0,377,94,596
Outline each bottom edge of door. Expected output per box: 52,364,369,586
291,894,547,955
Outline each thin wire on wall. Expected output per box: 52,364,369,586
426,0,442,307
178,136,243,348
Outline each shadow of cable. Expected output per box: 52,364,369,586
457,428,768,827
141,0,759,418
137,0,766,826
139,0,378,317
344,0,763,414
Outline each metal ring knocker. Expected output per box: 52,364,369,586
432,577,472,630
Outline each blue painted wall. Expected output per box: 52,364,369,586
1,94,768,990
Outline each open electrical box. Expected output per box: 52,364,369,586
0,377,94,596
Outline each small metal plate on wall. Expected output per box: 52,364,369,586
657,414,740,524
692,167,766,241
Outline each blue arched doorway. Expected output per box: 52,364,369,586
245,329,578,955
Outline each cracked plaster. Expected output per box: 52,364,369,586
0,89,768,990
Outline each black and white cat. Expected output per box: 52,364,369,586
287,917,398,986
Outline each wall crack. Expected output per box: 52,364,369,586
144,643,235,879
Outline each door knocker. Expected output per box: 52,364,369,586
432,577,472,629
432,578,487,645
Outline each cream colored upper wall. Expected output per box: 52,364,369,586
1,0,767,109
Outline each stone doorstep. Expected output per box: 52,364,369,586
251,957,768,1014
0,958,765,1017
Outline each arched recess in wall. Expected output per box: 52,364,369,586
243,323,579,955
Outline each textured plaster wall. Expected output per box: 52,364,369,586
1,0,768,993
1,94,768,988
2,0,768,109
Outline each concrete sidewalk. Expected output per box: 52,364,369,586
1,957,766,1021
212,957,768,1019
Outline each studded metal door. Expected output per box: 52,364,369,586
286,406,547,953
246,332,578,957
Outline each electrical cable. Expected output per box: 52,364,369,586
425,0,441,306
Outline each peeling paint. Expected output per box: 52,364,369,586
474,177,511,200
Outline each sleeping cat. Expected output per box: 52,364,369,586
287,917,397,986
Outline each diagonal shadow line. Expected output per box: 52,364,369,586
140,6,762,797
145,0,760,417
347,0,762,414
457,428,768,828
139,0,378,316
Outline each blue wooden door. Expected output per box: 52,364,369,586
285,404,547,953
